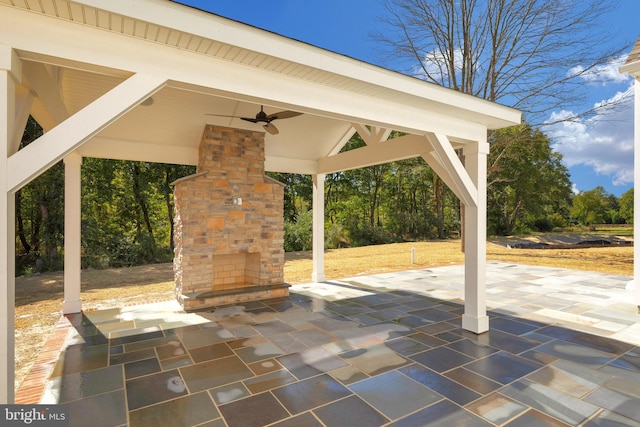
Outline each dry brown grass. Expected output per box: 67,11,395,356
13,238,633,391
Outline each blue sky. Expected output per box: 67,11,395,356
176,0,639,197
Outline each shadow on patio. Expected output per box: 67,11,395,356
18,262,640,426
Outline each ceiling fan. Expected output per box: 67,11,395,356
206,105,302,135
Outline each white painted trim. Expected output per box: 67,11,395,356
7,73,167,192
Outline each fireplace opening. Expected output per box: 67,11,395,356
212,252,260,290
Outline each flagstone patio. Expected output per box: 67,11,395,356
17,262,640,426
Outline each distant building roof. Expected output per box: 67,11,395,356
620,36,640,76
626,36,640,65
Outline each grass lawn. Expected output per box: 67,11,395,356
13,237,633,391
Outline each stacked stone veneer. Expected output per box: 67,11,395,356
173,125,287,311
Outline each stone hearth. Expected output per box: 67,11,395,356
173,125,288,311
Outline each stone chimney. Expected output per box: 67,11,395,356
173,125,288,310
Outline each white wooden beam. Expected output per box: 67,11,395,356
12,85,32,154
352,124,393,146
7,73,167,192
317,134,429,174
22,62,69,130
425,133,477,208
264,156,318,175
78,137,198,165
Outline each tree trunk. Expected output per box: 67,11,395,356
132,163,155,245
15,190,31,253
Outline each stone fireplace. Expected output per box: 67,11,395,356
173,125,288,311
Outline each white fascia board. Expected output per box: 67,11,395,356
77,137,198,165
7,73,166,192
74,0,520,128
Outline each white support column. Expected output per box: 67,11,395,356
63,152,82,314
0,45,20,403
633,80,640,310
312,174,326,282
461,140,490,334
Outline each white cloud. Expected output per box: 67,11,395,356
569,55,631,86
545,83,634,187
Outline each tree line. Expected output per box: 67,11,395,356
15,117,633,274
16,0,630,274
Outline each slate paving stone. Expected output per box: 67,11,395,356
503,408,571,427
313,395,389,427
349,370,442,420
410,346,475,373
399,364,481,406
67,390,127,427
276,347,347,380
583,410,640,427
490,316,542,336
126,369,189,410
218,392,289,427
466,393,528,425
500,379,599,426
584,386,640,423
129,392,220,427
458,329,542,355
446,338,500,359
180,356,254,392
464,352,542,385
537,326,634,355
386,399,492,427
534,340,616,368
608,348,640,373
271,374,351,415
35,263,640,427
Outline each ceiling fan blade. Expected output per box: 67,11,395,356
240,117,261,123
263,123,279,135
266,110,302,121
205,113,241,118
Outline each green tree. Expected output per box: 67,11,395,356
619,188,633,224
571,186,614,226
487,123,572,235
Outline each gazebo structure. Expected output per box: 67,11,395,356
0,0,520,403
620,37,640,310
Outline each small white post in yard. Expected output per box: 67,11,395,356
411,247,416,264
